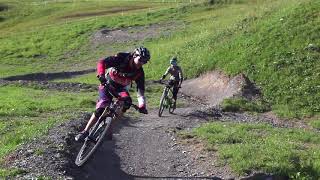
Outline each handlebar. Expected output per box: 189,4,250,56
130,103,148,114
130,104,139,110
154,80,168,85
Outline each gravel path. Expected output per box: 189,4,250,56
2,77,311,179
65,98,237,180
5,95,240,179
4,90,311,179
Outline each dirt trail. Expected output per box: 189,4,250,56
6,93,282,179
3,72,310,179
64,97,236,180
6,96,236,179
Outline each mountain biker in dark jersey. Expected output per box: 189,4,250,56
75,47,150,142
160,57,183,109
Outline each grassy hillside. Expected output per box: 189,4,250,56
1,1,318,118
146,0,320,118
191,121,320,179
0,0,319,178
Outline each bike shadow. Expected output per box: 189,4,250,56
63,115,133,179
65,136,134,179
63,115,282,180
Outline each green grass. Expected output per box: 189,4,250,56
221,98,270,113
145,0,320,118
54,72,97,84
0,0,189,77
0,0,319,177
309,118,320,130
0,168,26,178
2,0,318,117
0,85,96,165
193,121,320,179
0,86,95,117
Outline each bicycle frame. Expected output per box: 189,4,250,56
75,99,138,166
158,82,175,117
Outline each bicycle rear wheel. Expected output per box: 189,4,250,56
75,117,112,166
158,88,168,117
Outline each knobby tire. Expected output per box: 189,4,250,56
75,117,112,166
169,101,175,114
168,88,175,114
158,87,168,117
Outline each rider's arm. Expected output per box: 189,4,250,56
135,69,146,109
97,54,124,76
178,66,183,86
161,66,170,80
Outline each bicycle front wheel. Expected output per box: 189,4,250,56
169,99,175,114
158,88,168,117
75,117,112,166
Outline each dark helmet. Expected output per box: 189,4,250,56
170,56,178,66
133,46,151,63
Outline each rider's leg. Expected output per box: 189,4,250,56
75,85,112,142
83,109,101,132
119,91,132,113
172,82,179,108
173,85,178,101
104,90,131,140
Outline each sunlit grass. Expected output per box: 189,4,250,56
193,121,320,179
0,85,96,164
0,0,319,177
0,86,96,117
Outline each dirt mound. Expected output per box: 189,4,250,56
180,71,261,106
2,69,95,81
0,79,96,92
91,23,183,48
0,4,8,12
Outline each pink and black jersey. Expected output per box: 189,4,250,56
97,52,145,96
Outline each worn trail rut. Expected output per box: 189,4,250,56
66,99,235,179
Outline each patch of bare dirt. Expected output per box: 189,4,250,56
180,71,313,130
2,69,95,81
0,4,8,12
61,6,149,19
0,4,8,22
0,70,97,92
90,22,184,48
181,71,261,106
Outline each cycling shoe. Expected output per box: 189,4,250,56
75,131,89,142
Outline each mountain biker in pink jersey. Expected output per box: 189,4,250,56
160,57,183,109
75,47,150,142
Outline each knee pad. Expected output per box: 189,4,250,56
94,108,105,118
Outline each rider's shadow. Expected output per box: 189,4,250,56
64,115,134,180
87,141,134,180
67,140,134,180
75,116,140,179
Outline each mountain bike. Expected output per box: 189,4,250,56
75,100,139,166
157,80,176,117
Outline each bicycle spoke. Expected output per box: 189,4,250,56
75,117,113,166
